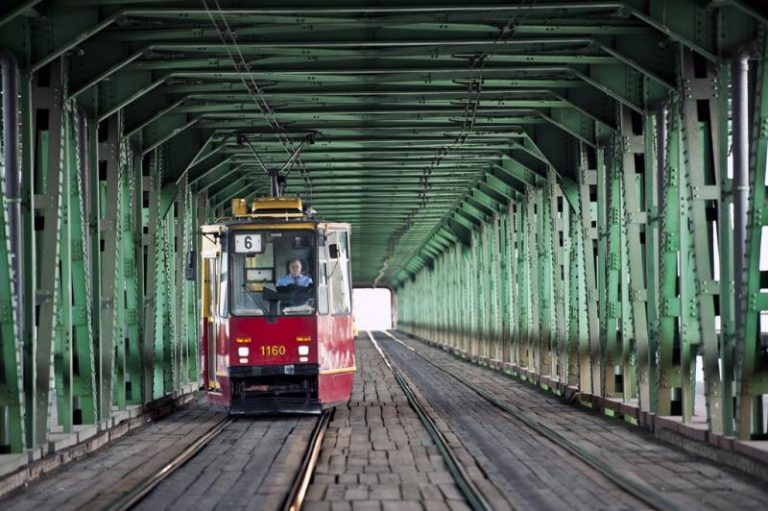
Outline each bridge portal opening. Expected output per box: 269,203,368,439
353,288,393,331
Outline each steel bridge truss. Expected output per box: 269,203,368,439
0,1,766,455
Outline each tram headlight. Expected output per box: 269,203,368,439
298,346,309,356
238,347,249,357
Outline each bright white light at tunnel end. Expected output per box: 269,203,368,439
353,288,393,331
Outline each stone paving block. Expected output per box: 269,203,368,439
377,473,400,485
351,501,382,511
337,474,358,484
324,484,348,500
382,500,421,511
343,485,370,500
330,501,352,511
302,502,331,511
305,484,327,501
368,484,400,500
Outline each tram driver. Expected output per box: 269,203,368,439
276,259,313,288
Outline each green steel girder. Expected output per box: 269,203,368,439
497,157,546,187
457,202,486,225
487,168,526,196
465,194,497,218
477,181,512,205
24,1,758,73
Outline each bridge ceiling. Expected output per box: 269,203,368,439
1,0,765,284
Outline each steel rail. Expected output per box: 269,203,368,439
282,410,332,511
383,331,682,511
367,331,494,511
106,416,235,511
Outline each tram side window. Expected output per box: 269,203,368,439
203,257,220,317
218,252,228,318
317,229,329,315
327,230,351,315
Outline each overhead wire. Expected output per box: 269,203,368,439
382,0,539,283
200,0,313,205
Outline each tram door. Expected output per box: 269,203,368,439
202,254,221,390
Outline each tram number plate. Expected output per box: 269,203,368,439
234,234,262,253
261,345,286,357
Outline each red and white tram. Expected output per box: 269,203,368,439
199,196,355,413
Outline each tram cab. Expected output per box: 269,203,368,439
200,196,355,414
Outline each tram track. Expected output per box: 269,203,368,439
283,410,332,511
376,330,681,511
107,410,331,511
367,331,494,511
107,416,236,511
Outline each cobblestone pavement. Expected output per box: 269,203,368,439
135,415,318,511
380,330,768,510
303,334,483,511
0,402,225,511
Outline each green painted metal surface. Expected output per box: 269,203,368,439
0,0,766,452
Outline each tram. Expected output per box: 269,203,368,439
199,195,355,414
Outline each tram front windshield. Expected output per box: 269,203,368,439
231,230,316,316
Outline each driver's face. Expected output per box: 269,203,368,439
289,261,302,276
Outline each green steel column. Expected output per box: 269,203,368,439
504,207,516,364
471,231,480,355
602,144,623,399
0,81,24,452
676,96,700,423
54,100,73,433
143,151,162,399
86,117,101,416
112,125,131,411
526,187,538,372
500,212,513,363
579,163,600,396
70,110,96,423
122,148,141,404
596,146,609,398
184,186,197,384
463,246,472,355
98,114,121,419
138,158,150,402
679,49,724,432
20,70,36,448
452,248,461,350
488,218,500,360
561,186,576,387
618,154,636,403
176,180,187,388
32,60,65,447
658,103,684,417
164,185,177,391
739,32,768,440
717,63,736,436
160,183,177,395
569,196,587,389
538,187,553,379
476,227,487,358
619,107,653,411
549,171,568,385
644,111,661,414
516,201,530,370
